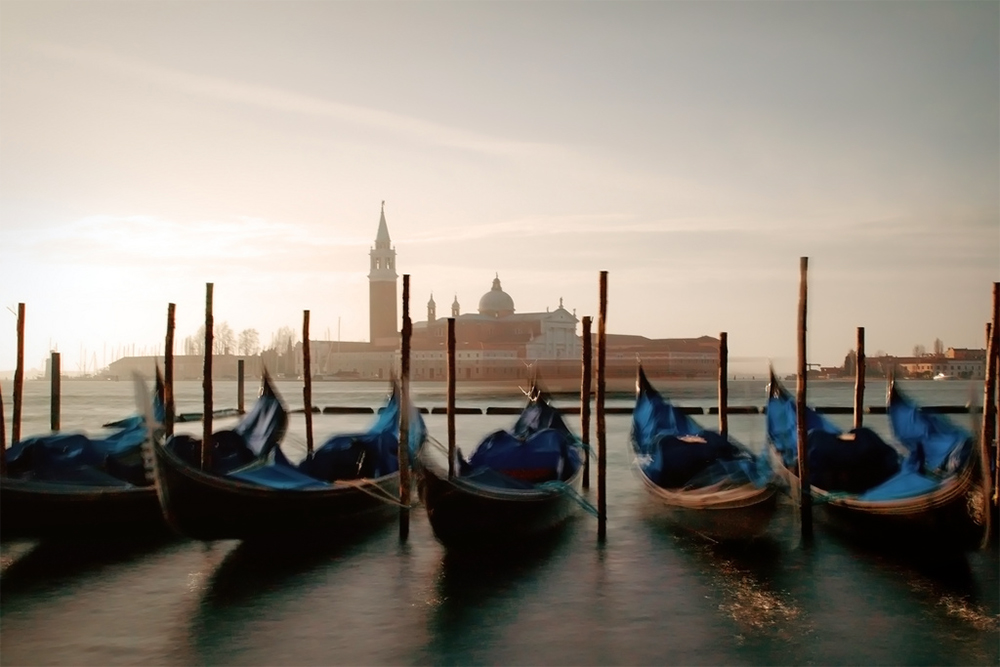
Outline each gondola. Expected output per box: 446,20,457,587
630,365,778,541
145,374,426,542
415,385,585,552
766,371,991,551
1,376,167,542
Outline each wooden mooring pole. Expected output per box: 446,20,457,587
597,271,608,542
202,283,213,472
581,315,592,490
854,326,865,430
399,274,412,541
50,352,60,432
447,317,456,479
796,257,813,539
718,332,728,439
983,283,999,508
237,359,245,415
165,303,175,438
303,310,314,458
13,303,24,445
0,382,6,476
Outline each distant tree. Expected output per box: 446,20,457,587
238,329,261,356
184,334,202,356
186,323,236,356
933,338,945,356
912,344,926,357
214,321,235,355
270,326,297,351
843,350,857,375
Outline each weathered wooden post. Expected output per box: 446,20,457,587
447,316,456,479
0,382,6,476
854,326,865,430
303,310,314,458
399,274,412,540
597,271,608,542
982,283,998,508
165,303,175,438
202,283,214,472
237,359,245,415
581,315,592,490
50,352,60,432
12,303,24,445
796,257,813,539
718,332,728,439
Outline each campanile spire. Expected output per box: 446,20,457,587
368,202,398,344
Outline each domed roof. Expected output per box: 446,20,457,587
478,275,515,318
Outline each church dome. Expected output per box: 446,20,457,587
478,275,515,318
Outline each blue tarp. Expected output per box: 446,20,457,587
228,383,428,489
228,463,329,490
4,376,166,486
764,386,840,468
457,393,582,488
167,377,290,475
632,369,772,490
765,379,973,501
6,411,154,484
888,388,970,475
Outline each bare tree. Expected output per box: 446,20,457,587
214,321,235,355
933,338,944,356
187,323,236,356
912,344,926,357
238,329,261,356
184,334,202,356
270,326,297,351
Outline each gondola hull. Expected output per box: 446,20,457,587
0,480,166,542
151,442,403,542
416,453,581,551
630,365,779,542
635,470,779,541
773,454,989,551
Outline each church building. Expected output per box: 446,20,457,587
296,203,719,383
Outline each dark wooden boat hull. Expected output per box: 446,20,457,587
151,441,403,542
416,453,581,551
0,479,166,542
636,470,779,541
774,452,990,552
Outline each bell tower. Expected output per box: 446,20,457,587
368,201,398,345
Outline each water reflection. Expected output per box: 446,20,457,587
188,527,396,665
421,521,577,666
0,535,177,599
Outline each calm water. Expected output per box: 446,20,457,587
1,378,998,666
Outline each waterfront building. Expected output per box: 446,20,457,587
296,203,719,382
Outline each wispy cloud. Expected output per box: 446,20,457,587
401,212,807,245
30,42,564,160
4,214,373,271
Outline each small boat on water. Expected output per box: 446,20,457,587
1,376,167,542
630,365,778,541
766,371,991,551
415,385,585,552
145,373,426,542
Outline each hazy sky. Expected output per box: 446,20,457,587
1,1,997,375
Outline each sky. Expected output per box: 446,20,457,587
1,1,997,377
